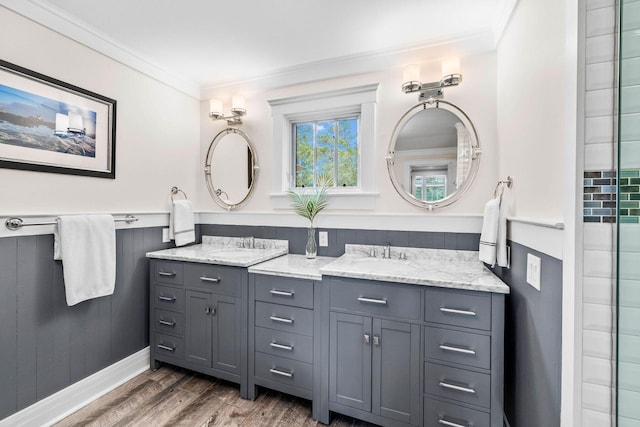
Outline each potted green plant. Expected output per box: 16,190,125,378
288,175,331,258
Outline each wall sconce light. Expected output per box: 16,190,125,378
209,95,246,125
402,58,462,100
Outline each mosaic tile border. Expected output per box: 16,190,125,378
583,169,640,223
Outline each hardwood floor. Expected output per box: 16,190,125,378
54,365,377,427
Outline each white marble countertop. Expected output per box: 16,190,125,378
248,254,336,281
145,236,288,267
319,244,510,294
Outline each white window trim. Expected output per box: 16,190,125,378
268,84,379,210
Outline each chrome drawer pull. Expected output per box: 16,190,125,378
158,271,176,277
200,276,220,283
270,342,294,351
357,297,387,305
158,319,176,327
438,418,469,427
439,307,477,316
438,381,476,394
269,315,294,324
269,368,293,378
270,289,294,297
157,344,175,352
158,295,176,302
439,344,476,355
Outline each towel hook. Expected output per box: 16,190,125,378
170,186,188,202
493,176,513,198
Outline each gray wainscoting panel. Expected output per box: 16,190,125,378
491,241,563,427
0,227,170,421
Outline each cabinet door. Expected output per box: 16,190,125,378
372,318,420,425
185,290,212,367
329,312,372,412
212,294,240,375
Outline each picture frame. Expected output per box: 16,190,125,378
0,59,116,178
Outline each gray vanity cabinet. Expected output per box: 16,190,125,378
325,277,422,427
149,259,248,398
248,273,323,420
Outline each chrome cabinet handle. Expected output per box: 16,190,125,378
373,335,380,346
269,368,293,378
158,295,176,302
157,344,175,352
199,276,220,283
158,319,176,327
438,381,476,394
357,297,387,305
269,289,294,297
364,333,370,344
438,418,469,427
158,271,176,277
269,342,294,351
269,315,294,324
205,307,216,315
439,307,477,316
439,344,476,355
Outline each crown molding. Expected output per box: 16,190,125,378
492,0,519,46
0,0,201,98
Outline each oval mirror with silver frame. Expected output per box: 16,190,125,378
386,99,482,210
204,127,259,210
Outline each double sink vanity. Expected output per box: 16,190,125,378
147,236,509,427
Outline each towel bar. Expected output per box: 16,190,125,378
4,215,138,231
170,186,188,202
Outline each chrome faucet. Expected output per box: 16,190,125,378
241,236,255,249
383,244,391,259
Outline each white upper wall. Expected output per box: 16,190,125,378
199,52,499,216
496,0,567,221
0,6,200,215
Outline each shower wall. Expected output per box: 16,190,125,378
617,0,640,425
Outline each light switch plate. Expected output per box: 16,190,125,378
162,228,171,243
319,231,328,247
526,253,541,291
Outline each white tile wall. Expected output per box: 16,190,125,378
621,86,640,112
582,3,617,424
619,390,640,419
621,57,640,86
620,141,640,168
618,361,640,392
619,307,640,335
620,113,640,141
619,279,640,307
619,252,640,279
584,330,614,359
619,334,640,364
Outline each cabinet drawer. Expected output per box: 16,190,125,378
425,327,490,370
254,275,313,309
424,397,490,427
424,362,491,409
184,263,243,296
255,302,313,336
153,261,183,285
154,308,184,336
153,285,185,312
329,278,421,320
425,288,491,331
254,352,312,391
153,332,184,360
254,326,313,363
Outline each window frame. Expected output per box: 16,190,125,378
268,84,379,210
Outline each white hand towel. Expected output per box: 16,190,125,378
54,214,116,306
479,198,500,266
496,196,509,267
171,200,195,247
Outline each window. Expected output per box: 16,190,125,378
411,171,447,201
293,117,359,188
268,84,379,209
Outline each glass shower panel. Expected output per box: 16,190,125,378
618,0,640,425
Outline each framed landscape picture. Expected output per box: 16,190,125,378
0,59,116,178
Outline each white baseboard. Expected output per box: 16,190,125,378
0,347,150,427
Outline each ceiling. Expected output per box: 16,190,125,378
1,0,516,98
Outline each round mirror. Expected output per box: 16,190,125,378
386,99,481,210
204,127,259,210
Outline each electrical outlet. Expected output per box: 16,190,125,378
162,228,171,243
319,231,328,247
526,253,541,291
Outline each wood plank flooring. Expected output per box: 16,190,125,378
54,365,377,427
